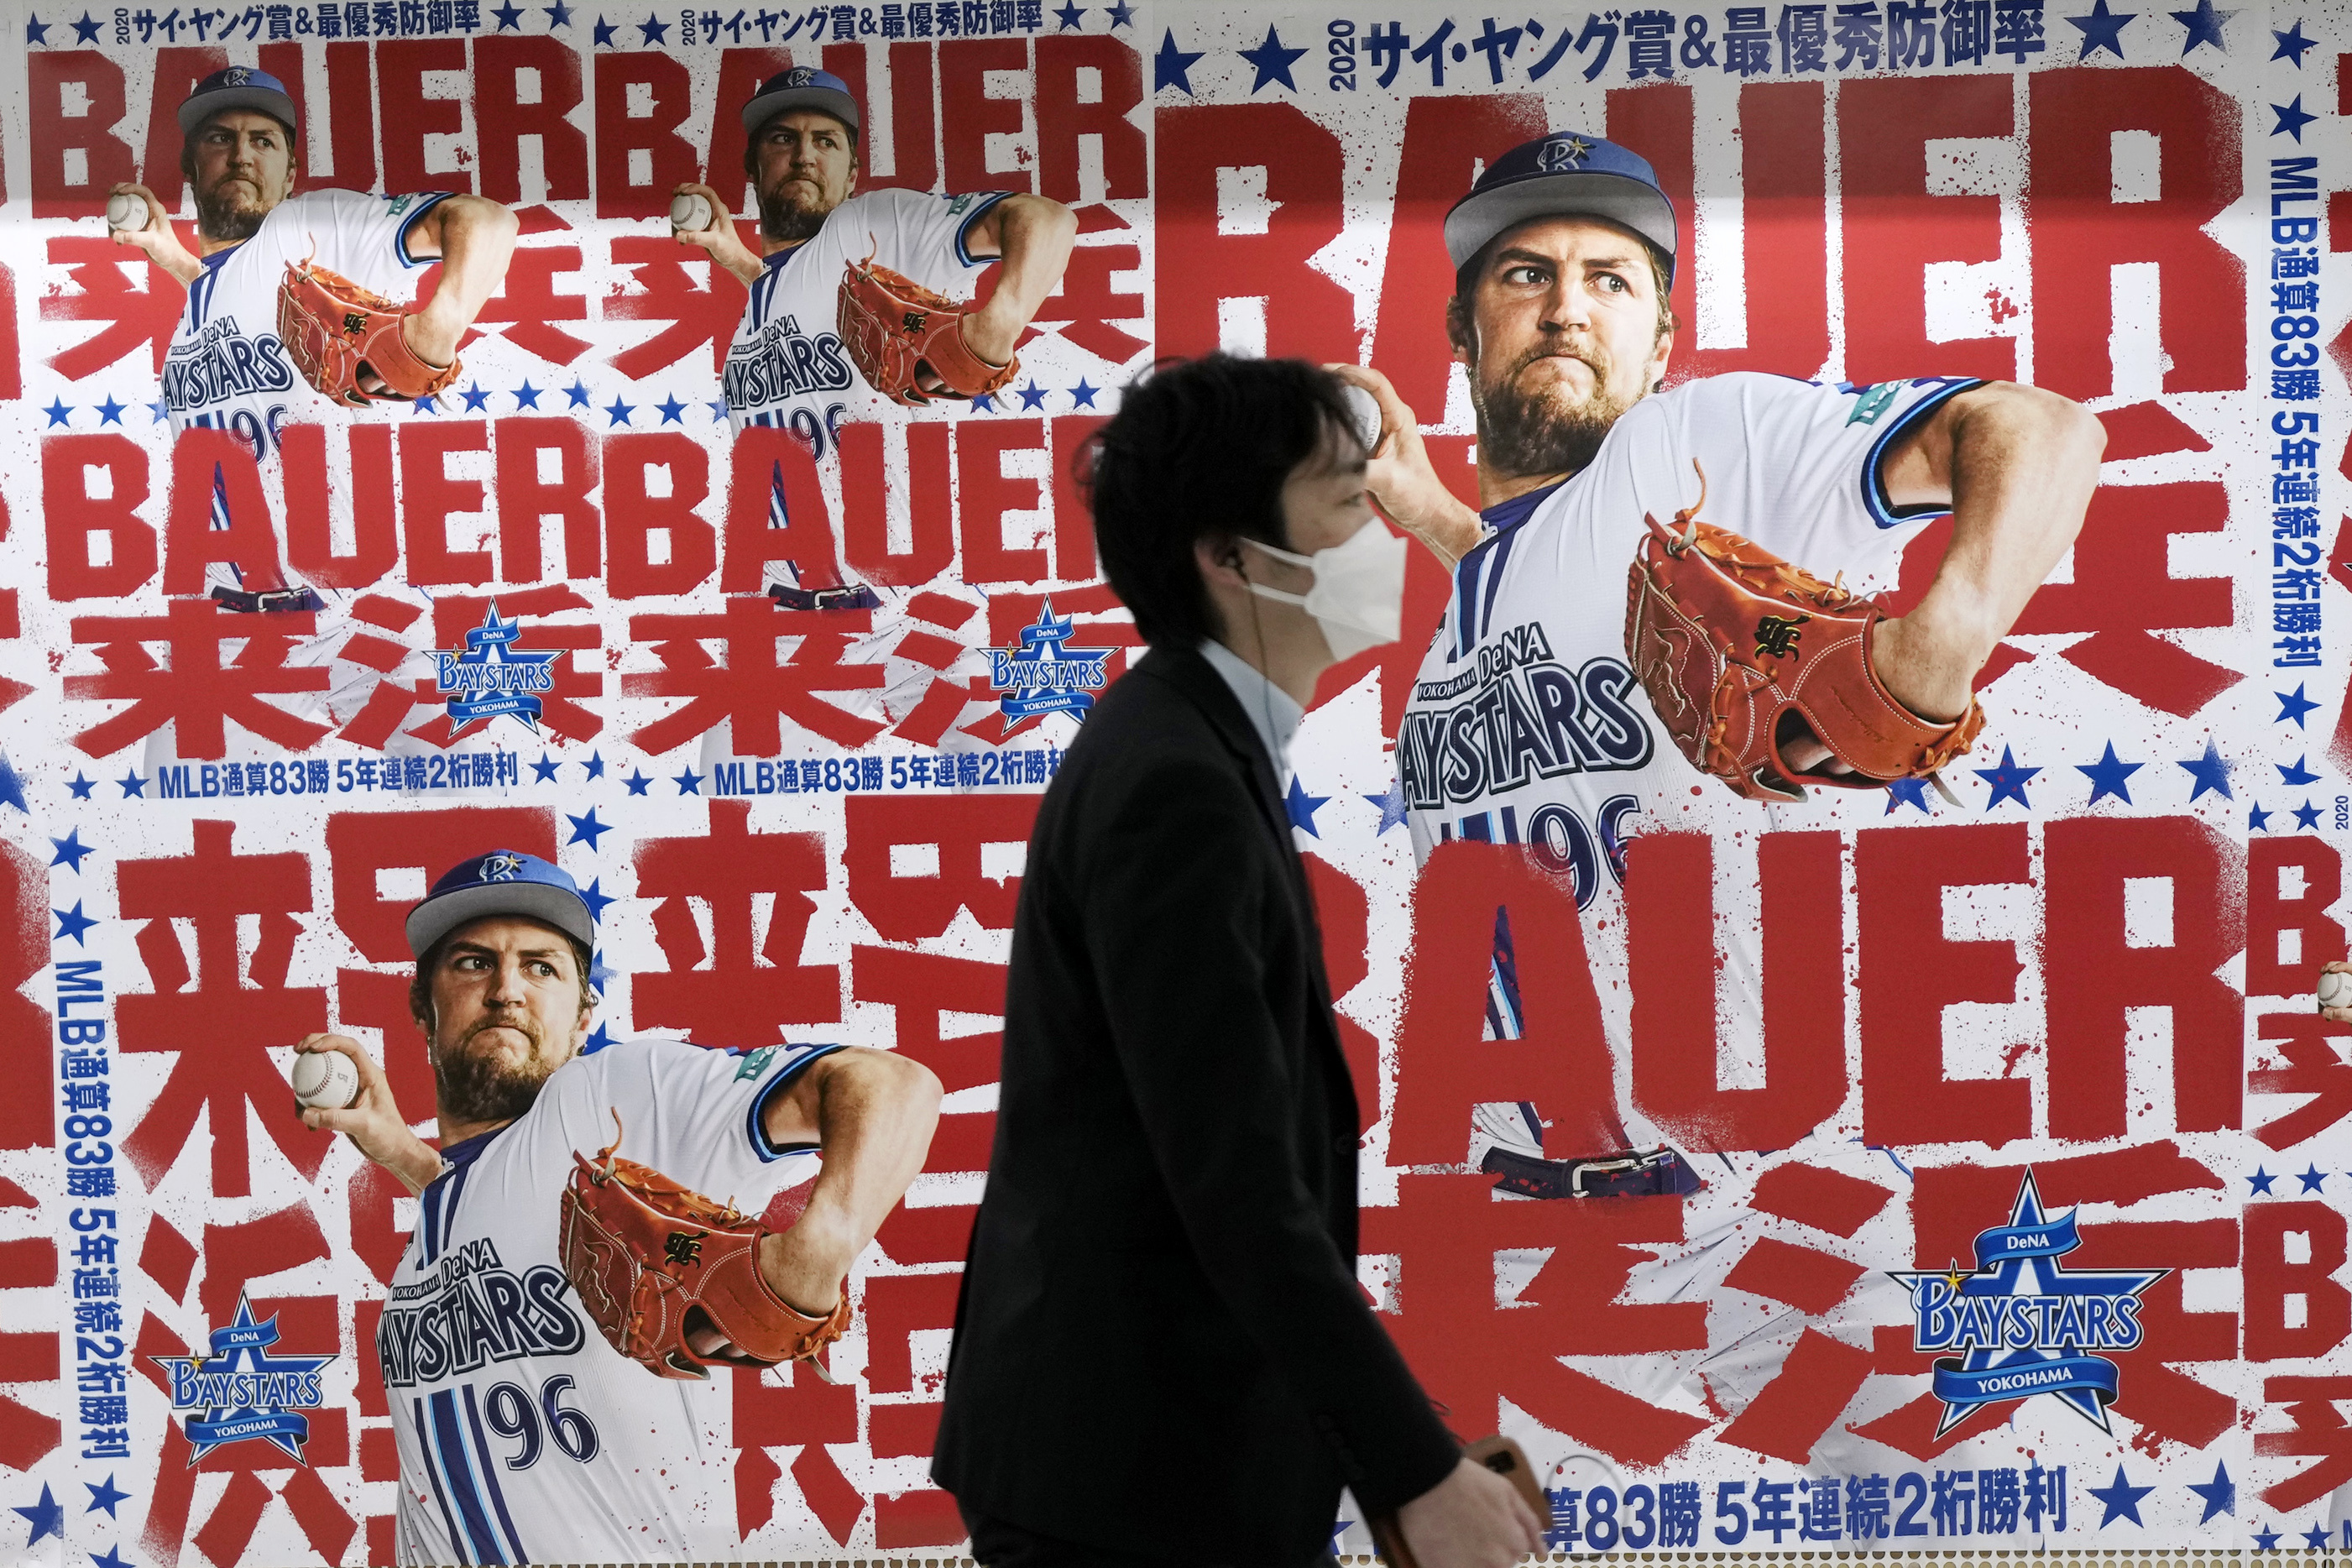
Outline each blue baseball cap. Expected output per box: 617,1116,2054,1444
1445,132,1677,287
180,65,301,136
407,849,594,959
741,66,860,139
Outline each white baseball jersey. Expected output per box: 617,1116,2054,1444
726,186,1006,585
1403,372,1978,1154
383,1037,836,1565
169,188,447,596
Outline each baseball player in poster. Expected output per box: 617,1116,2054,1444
670,65,1077,609
1334,133,2105,1197
293,849,941,1563
107,65,519,615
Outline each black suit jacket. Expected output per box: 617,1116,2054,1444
933,645,1459,1563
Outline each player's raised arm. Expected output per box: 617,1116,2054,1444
1328,361,1487,566
669,180,766,285
1869,381,2106,722
755,1047,943,1314
390,193,522,378
292,1032,444,1195
952,194,1078,371
105,182,201,285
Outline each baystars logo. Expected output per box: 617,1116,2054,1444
1539,135,1594,171
151,1293,334,1463
1889,1171,2167,1437
989,598,1111,722
434,600,558,737
477,852,525,883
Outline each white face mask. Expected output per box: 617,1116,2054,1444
1241,520,1408,663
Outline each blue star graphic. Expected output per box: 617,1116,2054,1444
625,769,651,796
1105,0,1132,23
2067,0,2135,54
1053,0,1084,24
2171,0,2234,50
567,807,610,849
672,765,703,795
44,398,72,427
2280,755,2321,785
2088,1465,2155,1527
2274,95,2318,139
656,394,687,424
492,0,523,24
591,13,615,42
2308,1525,2333,1550
150,1294,335,1462
1069,379,1099,407
25,13,49,43
1238,24,1309,91
583,1021,615,1053
1154,27,1205,91
513,380,542,409
2295,799,2324,830
0,753,24,814
2277,684,2323,727
578,876,617,921
54,901,99,945
91,1547,133,1568
545,0,572,20
565,379,593,407
2251,802,2273,833
117,769,146,798
1884,776,1934,814
14,1484,62,1546
2301,1164,2328,1192
2177,739,2234,801
71,9,100,39
1365,773,1409,834
2273,17,2315,60
68,772,96,800
411,393,440,415
1286,775,1330,836
531,751,561,782
707,399,729,421
2250,1165,2277,1194
582,751,606,779
2187,1460,2234,1523
1016,380,1048,410
95,394,126,425
2078,740,2142,806
970,393,997,412
2255,1524,2282,1550
588,949,617,990
84,1475,130,1518
50,828,94,872
460,382,494,411
147,400,168,423
1889,1172,2167,1438
1974,745,2039,808
604,396,635,426
636,11,666,40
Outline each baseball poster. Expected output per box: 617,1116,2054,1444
0,0,2341,1560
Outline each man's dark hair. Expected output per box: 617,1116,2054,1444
180,113,301,184
409,926,594,1031
1080,354,1366,649
741,111,860,177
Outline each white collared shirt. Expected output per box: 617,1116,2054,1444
1197,638,1304,780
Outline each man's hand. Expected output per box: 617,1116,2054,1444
669,181,765,285
107,183,201,285
294,1033,442,1194
1396,1456,1548,1568
1325,363,1484,565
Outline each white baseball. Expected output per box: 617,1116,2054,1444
106,192,144,232
2321,970,2352,1011
292,1051,362,1111
670,192,713,233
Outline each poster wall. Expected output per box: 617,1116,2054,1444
0,0,2341,1560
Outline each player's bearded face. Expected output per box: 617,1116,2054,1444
1464,332,1642,481
190,112,295,243
754,112,857,244
424,917,588,1125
